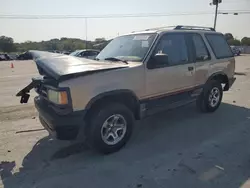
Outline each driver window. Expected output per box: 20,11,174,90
152,34,189,67
80,52,86,57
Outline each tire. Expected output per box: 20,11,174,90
196,80,223,113
86,103,134,154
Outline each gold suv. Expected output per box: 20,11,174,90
17,25,236,154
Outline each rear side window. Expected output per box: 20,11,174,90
205,34,233,59
192,34,210,62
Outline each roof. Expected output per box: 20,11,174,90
128,25,217,35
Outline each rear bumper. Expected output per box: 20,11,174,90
34,96,86,140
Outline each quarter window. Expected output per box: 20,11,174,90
205,34,233,59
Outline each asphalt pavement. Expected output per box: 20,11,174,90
1,56,250,188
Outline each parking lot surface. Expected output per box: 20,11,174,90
1,56,250,188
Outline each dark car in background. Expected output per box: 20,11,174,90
69,49,100,60
17,51,33,60
0,53,13,61
0,54,6,61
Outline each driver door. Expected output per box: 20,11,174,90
144,33,196,103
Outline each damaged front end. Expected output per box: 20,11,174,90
15,50,129,140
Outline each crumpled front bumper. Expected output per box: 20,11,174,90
34,96,86,140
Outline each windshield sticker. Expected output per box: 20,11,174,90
141,41,149,48
133,35,150,40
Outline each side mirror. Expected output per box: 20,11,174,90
148,53,169,69
154,53,169,66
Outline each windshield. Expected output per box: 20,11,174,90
69,50,80,56
96,33,157,62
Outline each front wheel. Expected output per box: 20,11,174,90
86,103,134,154
196,80,223,113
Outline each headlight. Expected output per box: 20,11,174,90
47,89,68,105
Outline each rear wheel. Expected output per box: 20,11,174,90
86,103,134,154
196,80,223,113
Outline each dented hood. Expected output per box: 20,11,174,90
29,50,128,81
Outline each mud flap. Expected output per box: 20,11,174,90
20,93,30,103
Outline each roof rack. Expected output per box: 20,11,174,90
144,26,177,31
131,26,176,33
132,26,176,33
174,25,215,31
131,25,215,33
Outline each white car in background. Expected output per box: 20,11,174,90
70,49,100,60
230,46,241,56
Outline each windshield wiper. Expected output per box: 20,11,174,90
104,57,128,64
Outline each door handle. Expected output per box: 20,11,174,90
188,66,194,71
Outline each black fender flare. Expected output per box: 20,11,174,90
85,89,140,111
206,72,228,83
205,72,229,90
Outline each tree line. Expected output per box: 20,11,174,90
1,33,250,53
224,33,250,46
0,36,110,53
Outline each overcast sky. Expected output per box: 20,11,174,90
1,0,250,42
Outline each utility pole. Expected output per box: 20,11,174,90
212,0,222,30
85,18,88,49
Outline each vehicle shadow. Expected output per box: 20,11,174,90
2,102,250,188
